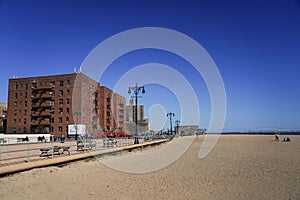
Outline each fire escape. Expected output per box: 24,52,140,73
118,103,124,131
30,82,54,133
106,94,111,131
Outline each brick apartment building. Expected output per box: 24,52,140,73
112,93,126,132
6,73,126,137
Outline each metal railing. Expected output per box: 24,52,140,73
0,136,168,166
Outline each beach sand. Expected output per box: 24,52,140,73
0,135,299,199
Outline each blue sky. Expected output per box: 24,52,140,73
0,0,300,132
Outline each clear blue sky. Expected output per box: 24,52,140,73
0,0,299,132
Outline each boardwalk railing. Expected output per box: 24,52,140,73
0,136,170,166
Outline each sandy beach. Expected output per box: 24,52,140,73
0,135,299,200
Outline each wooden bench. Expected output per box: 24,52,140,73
86,141,96,150
40,146,70,157
0,138,7,144
77,140,96,151
103,138,117,147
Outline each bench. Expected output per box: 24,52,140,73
40,146,70,157
0,138,7,144
17,137,29,143
77,140,96,151
103,138,117,147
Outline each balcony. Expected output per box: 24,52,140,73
31,94,52,99
31,112,51,117
32,103,52,108
31,86,54,91
30,122,51,126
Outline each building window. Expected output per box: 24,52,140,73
25,101,27,107
58,126,62,133
24,110,27,116
15,84,18,90
66,117,69,124
66,99,69,104
66,108,69,114
14,102,17,107
32,83,36,89
50,108,54,114
19,101,22,106
25,83,28,90
24,119,26,125
23,127,26,133
50,91,55,96
50,100,54,106
58,117,62,123
50,118,54,123
60,81,64,86
13,119,16,125
50,81,55,87
67,80,70,86
13,128,16,133
59,108,63,115
25,92,27,98
59,90,63,96
40,82,43,86
66,89,70,95
15,93,18,98
14,110,17,116
59,99,63,105
50,126,54,133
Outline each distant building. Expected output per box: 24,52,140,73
178,125,200,136
126,99,149,134
6,73,126,137
0,103,7,133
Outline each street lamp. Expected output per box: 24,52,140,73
74,112,81,140
128,83,145,144
167,112,175,136
175,120,180,136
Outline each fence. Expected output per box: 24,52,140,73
0,136,167,166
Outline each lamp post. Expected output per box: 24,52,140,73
128,83,145,144
167,112,175,136
74,112,81,140
175,120,180,136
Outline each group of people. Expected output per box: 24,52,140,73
275,133,290,142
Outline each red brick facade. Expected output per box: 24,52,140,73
6,73,126,137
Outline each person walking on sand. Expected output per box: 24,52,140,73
275,133,279,142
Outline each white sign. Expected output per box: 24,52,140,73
68,124,86,136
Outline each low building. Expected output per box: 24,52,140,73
178,125,200,136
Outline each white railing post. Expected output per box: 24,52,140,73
69,139,72,155
51,140,54,158
0,145,2,163
27,143,30,162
